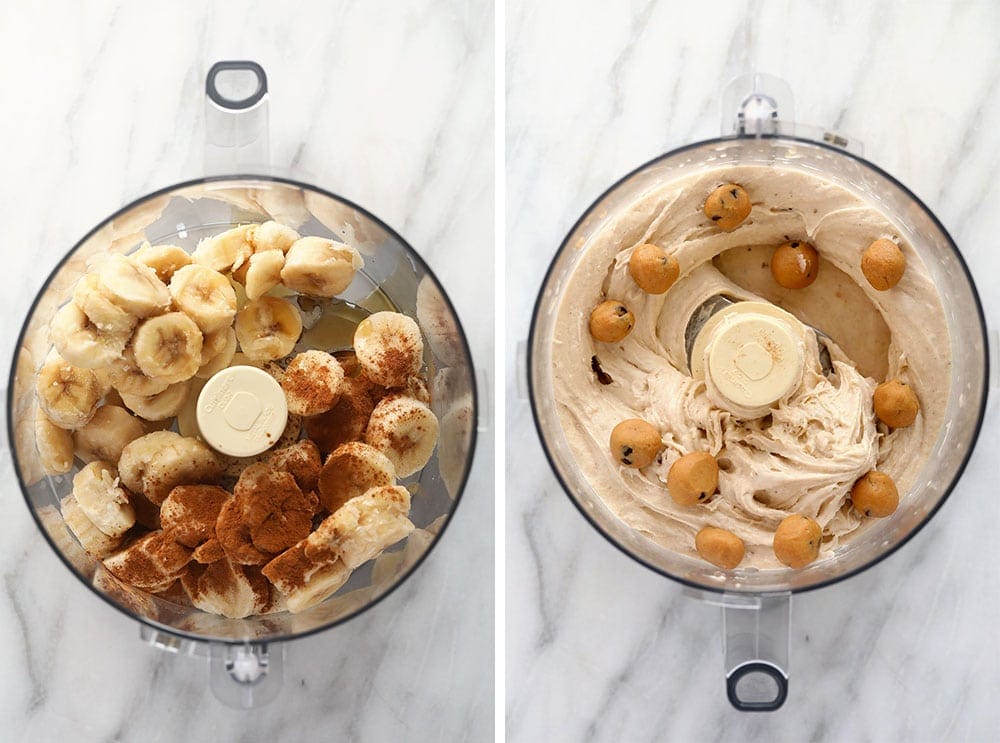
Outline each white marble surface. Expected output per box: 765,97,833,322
507,1,1000,740
0,1,492,740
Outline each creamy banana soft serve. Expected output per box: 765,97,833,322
552,168,948,571
34,222,440,617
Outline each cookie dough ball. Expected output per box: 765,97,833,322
628,244,679,295
667,452,719,506
609,418,661,468
695,526,745,570
851,471,899,518
873,379,920,428
770,240,819,289
589,300,634,343
862,239,906,291
773,514,821,568
704,183,752,230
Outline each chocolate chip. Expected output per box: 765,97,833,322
711,215,722,221
730,188,738,198
621,446,633,465
591,355,613,385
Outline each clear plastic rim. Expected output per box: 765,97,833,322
6,173,479,645
527,134,989,596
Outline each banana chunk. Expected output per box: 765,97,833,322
160,484,231,548
73,273,137,336
353,311,424,387
132,243,192,283
249,221,300,253
244,249,285,300
234,296,303,361
73,405,146,463
305,485,413,570
120,379,191,421
195,326,237,379
181,559,276,618
192,224,253,272
103,531,192,591
281,350,345,416
35,407,74,475
106,345,171,397
119,431,224,504
232,221,301,283
317,441,396,513
49,302,129,370
35,352,102,429
72,461,136,538
61,494,122,558
97,254,171,318
132,312,204,383
280,236,363,297
169,264,238,334
266,439,322,493
365,395,439,478
263,545,352,614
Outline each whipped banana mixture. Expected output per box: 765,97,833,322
552,165,950,569
34,223,440,617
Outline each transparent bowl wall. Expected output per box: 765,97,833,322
9,175,476,642
530,136,987,594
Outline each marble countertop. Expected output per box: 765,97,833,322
507,1,1000,740
0,1,492,740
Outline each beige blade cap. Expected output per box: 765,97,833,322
196,366,289,457
703,306,804,413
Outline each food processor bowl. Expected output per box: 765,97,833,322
7,63,477,708
528,74,988,709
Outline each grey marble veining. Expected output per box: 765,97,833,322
0,1,493,740
507,1,1000,740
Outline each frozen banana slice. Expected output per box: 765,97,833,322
365,395,439,478
280,236,363,297
234,296,302,361
49,302,129,369
266,439,322,493
317,441,395,513
132,312,203,383
132,243,192,283
353,311,423,387
35,406,74,475
195,326,237,379
181,559,274,618
35,352,101,429
244,249,285,300
119,431,224,504
103,531,192,590
72,273,136,336
97,254,171,318
192,224,253,272
72,461,136,538
249,221,300,253
61,494,122,558
169,264,238,334
305,485,413,570
120,380,191,421
160,484,230,548
280,350,344,416
106,345,171,397
231,221,300,283
74,405,146,464
261,542,352,614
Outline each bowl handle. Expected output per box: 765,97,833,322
721,592,790,711
139,625,285,708
204,60,271,174
209,641,285,709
